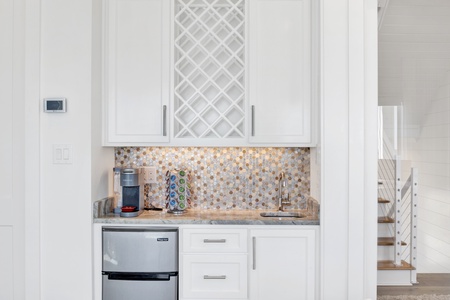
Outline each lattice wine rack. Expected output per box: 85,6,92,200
173,0,245,139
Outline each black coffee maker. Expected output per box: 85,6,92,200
120,168,144,217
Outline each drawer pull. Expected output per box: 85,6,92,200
203,239,226,243
203,275,227,280
162,105,167,136
252,237,256,270
251,105,255,136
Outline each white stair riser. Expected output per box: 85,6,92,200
378,224,393,237
377,270,413,286
377,246,394,261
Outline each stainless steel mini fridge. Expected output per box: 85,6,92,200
102,227,178,300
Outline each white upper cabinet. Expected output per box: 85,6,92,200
248,0,312,145
103,0,170,146
103,0,315,146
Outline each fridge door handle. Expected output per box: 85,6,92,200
104,272,177,281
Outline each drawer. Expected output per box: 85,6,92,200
182,229,247,253
181,254,248,299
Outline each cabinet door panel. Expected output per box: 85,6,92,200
250,229,316,300
249,0,311,144
103,0,170,145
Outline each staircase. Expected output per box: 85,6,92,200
377,106,418,286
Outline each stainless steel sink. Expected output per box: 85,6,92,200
260,212,305,218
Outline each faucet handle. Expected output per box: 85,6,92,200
281,193,291,205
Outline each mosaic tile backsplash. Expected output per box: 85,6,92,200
115,147,310,210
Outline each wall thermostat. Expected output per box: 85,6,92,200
44,98,67,113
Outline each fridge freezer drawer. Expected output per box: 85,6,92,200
102,227,178,273
102,274,177,300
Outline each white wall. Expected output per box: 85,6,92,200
40,0,93,298
409,72,450,272
24,0,42,297
40,0,112,299
379,0,450,273
0,0,26,298
12,1,378,299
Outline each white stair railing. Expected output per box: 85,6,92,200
378,105,419,285
395,163,419,283
394,155,402,266
408,168,418,284
382,156,419,283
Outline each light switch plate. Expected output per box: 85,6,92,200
53,144,73,164
142,167,157,183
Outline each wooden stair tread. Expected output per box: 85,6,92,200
378,260,416,271
378,237,407,246
378,216,394,223
378,197,390,204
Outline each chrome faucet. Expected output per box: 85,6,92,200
278,172,290,211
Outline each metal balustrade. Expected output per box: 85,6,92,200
378,105,418,284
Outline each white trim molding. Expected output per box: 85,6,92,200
25,0,41,298
320,0,378,299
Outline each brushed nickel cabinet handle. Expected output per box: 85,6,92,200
251,105,255,136
162,105,167,136
203,239,226,243
252,236,256,270
203,275,227,280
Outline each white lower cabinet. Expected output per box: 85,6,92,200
179,226,318,300
249,228,318,300
180,228,248,300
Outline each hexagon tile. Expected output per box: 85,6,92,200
115,147,310,210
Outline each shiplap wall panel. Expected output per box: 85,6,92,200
384,16,450,26
417,241,450,273
379,0,450,273
419,219,450,245
411,86,450,272
416,161,448,176
0,227,13,300
379,43,450,53
393,0,450,7
0,1,14,296
0,0,13,219
421,197,450,216
420,185,450,200
387,5,450,15
380,34,450,43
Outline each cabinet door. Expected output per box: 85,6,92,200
249,0,312,144
250,229,317,300
103,0,170,145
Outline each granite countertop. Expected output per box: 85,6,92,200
94,209,319,225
